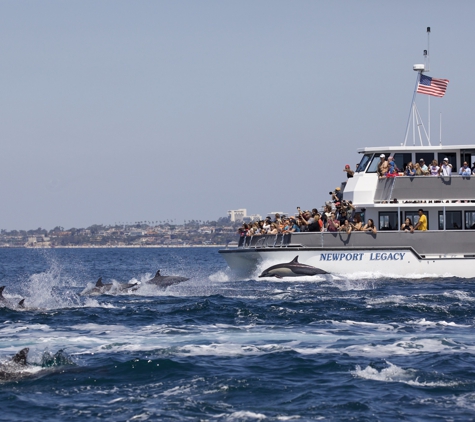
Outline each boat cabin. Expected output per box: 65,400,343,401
343,145,475,232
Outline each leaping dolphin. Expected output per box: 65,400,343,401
144,270,189,288
80,277,139,296
259,256,328,278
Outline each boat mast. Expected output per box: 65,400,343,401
403,27,431,147
425,27,431,143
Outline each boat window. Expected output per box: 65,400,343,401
405,211,429,230
378,211,398,231
461,150,475,169
416,153,434,165
437,152,457,169
465,211,475,229
356,154,373,173
366,153,391,174
438,211,462,230
393,153,412,172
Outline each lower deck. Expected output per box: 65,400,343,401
220,230,475,278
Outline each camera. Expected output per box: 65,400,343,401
329,191,334,195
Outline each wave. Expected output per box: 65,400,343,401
352,360,461,387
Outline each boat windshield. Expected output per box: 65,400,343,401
357,154,372,172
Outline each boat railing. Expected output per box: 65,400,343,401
231,230,475,256
374,175,475,203
238,233,298,249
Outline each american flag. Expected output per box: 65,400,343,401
416,74,449,97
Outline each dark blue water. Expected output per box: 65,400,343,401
1,248,475,421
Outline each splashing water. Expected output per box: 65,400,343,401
19,258,81,309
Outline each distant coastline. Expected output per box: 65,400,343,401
0,219,239,248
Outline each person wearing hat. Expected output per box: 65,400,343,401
419,158,429,175
440,157,452,176
331,187,343,203
343,164,354,179
377,154,388,178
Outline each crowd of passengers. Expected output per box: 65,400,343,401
376,154,475,177
238,187,378,237
238,154,469,238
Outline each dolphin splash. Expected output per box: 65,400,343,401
81,271,189,296
144,270,189,288
259,256,328,278
80,277,139,296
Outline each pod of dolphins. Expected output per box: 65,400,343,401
0,269,190,383
1,258,328,384
0,269,190,309
80,270,190,296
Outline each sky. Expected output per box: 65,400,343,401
2,0,475,230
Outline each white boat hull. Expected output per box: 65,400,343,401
220,231,475,278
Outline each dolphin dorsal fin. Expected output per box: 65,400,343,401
155,270,161,278
12,348,29,365
95,277,103,287
0,286,4,298
290,256,299,263
18,299,25,308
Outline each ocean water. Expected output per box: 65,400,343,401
1,248,475,421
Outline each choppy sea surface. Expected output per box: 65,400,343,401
1,247,475,421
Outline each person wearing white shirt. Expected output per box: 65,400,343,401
440,158,452,176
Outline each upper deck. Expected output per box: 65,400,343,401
343,145,475,206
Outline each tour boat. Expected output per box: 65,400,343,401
219,30,475,278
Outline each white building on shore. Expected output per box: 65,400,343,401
228,209,247,222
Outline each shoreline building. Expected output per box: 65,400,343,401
228,209,262,223
228,209,247,222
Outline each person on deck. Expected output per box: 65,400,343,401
429,160,440,176
377,154,388,178
459,161,472,176
419,158,429,175
414,209,427,231
387,156,399,176
308,214,323,232
440,158,452,176
351,214,363,231
339,219,352,234
362,219,377,233
414,163,423,176
331,187,343,204
326,213,340,232
401,218,414,232
405,162,416,176
343,165,354,179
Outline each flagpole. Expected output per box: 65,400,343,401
426,27,431,144
428,95,431,145
403,73,421,146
